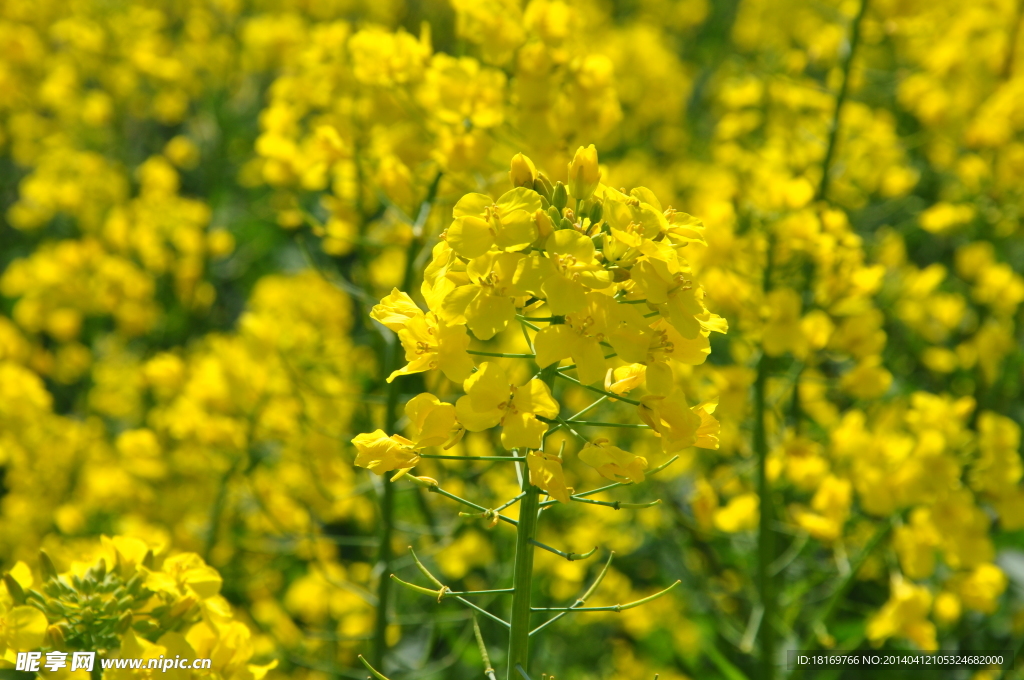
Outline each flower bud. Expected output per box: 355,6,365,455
535,209,554,241
552,181,568,211
116,610,134,633
46,624,66,648
533,172,554,201
590,200,603,223
568,144,600,201
39,550,59,581
509,153,537,188
3,573,26,604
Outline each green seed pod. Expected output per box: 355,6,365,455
552,181,568,212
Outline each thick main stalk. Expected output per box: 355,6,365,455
506,480,540,679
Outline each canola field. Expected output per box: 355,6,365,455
1,0,1023,679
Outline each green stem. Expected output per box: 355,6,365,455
468,350,536,359
554,371,641,406
817,0,870,201
790,519,892,680
506,360,559,679
369,172,441,668
428,486,518,527
507,480,540,679
359,655,393,680
529,580,679,612
474,616,500,680
567,421,650,429
371,336,400,669
418,454,527,462
755,350,775,680
537,455,680,508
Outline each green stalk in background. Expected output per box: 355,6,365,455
370,174,442,669
756,235,776,680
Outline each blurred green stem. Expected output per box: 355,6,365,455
754,350,775,680
370,173,442,669
817,0,870,202
370,335,400,669
756,237,776,680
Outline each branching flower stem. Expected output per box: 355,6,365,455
529,552,614,636
529,579,680,612
468,350,537,359
528,539,597,562
426,485,518,527
537,455,679,508
554,371,641,406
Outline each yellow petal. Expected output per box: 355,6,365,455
455,396,503,431
501,411,548,449
542,277,587,315
494,209,538,251
453,192,493,218
512,379,559,418
463,361,510,410
439,285,478,325
605,364,646,395
512,253,556,297
2,606,48,650
370,289,422,331
546,230,594,263
405,394,458,447
631,261,670,304
638,392,702,453
534,326,574,368
466,292,516,340
435,321,474,382
447,215,493,258
646,361,674,396
527,452,571,503
352,430,420,474
579,442,647,483
572,336,607,386
495,187,542,215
